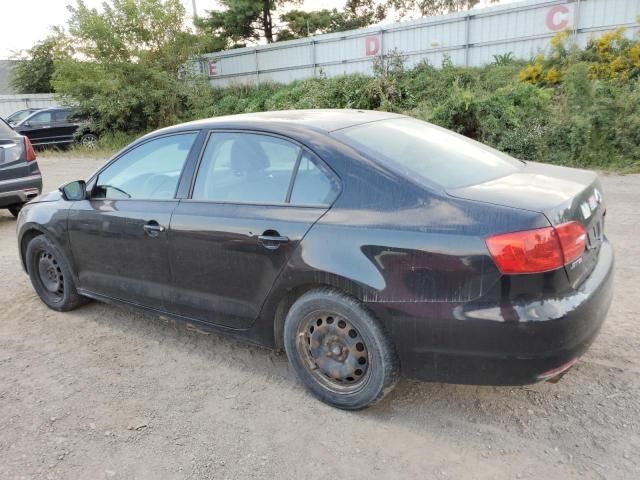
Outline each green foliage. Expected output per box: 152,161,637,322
492,52,515,66
278,10,339,40
51,16,639,171
52,0,213,133
196,0,387,45
10,31,70,93
387,0,497,18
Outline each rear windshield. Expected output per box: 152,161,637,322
333,117,523,189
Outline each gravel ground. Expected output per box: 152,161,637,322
0,155,639,480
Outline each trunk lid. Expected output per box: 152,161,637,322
448,161,606,287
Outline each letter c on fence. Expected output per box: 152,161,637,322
365,36,380,56
546,5,570,31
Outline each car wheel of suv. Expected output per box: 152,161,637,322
26,235,89,311
8,204,23,218
283,288,399,410
80,133,98,148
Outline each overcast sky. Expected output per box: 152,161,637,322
0,0,508,58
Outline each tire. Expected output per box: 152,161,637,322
283,288,399,410
25,235,89,311
8,204,24,218
79,133,98,148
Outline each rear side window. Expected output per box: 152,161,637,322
192,132,340,206
53,110,70,122
93,133,197,200
290,152,340,205
333,117,523,189
192,132,300,204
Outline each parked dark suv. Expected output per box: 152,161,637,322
0,118,42,217
11,107,98,148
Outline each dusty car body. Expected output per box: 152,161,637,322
17,110,614,408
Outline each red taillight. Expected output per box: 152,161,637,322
555,221,587,264
24,136,36,162
486,221,586,274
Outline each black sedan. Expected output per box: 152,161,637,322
16,110,614,409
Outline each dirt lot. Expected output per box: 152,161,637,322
0,154,639,480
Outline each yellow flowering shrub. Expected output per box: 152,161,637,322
520,28,640,86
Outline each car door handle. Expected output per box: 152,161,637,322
143,221,166,237
258,232,289,250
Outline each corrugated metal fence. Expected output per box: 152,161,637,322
200,0,640,87
0,94,59,119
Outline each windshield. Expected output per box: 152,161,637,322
7,110,35,124
333,117,523,189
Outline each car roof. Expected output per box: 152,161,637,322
167,109,406,134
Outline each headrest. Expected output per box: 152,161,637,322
230,139,270,174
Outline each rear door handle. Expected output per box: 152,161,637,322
258,232,289,250
143,221,166,237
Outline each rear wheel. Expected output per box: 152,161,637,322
284,288,399,410
25,235,89,311
79,133,98,148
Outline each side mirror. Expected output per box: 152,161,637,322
22,122,31,128
59,180,87,201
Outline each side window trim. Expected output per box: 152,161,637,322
187,128,342,208
284,148,304,204
89,130,200,201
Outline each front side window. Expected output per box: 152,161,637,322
28,112,52,125
192,132,300,203
92,133,197,200
334,117,523,189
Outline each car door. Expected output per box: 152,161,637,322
167,131,341,329
19,110,54,145
51,109,77,144
67,131,199,309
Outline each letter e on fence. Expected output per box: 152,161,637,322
546,5,574,31
365,36,380,56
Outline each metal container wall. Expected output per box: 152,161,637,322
202,0,640,87
0,94,59,119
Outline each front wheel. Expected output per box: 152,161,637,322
283,288,399,410
8,203,24,218
25,235,89,311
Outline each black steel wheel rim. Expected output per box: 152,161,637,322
36,250,64,301
295,311,370,394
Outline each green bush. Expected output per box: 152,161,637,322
55,17,640,171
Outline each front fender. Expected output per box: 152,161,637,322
17,201,72,274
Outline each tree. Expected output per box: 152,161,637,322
52,0,212,132
388,0,498,18
198,0,387,45
277,10,338,40
10,30,69,93
196,0,296,45
277,2,386,40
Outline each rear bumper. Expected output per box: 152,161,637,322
0,174,43,208
380,240,614,385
